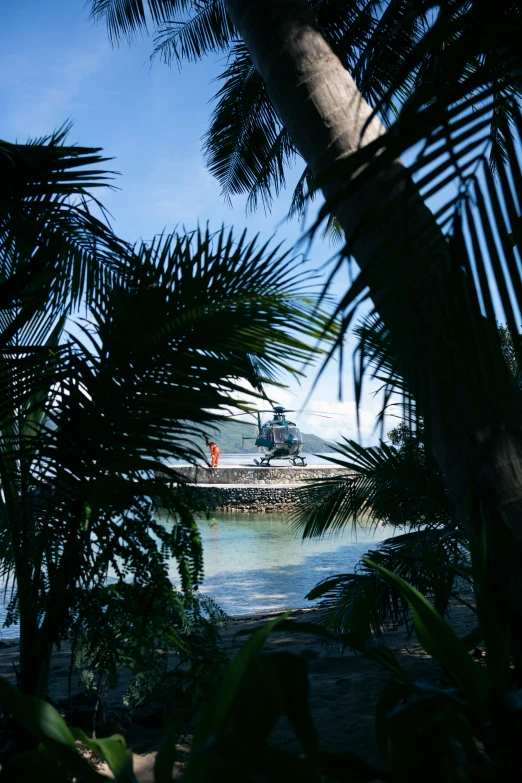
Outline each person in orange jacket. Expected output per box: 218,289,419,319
206,440,220,468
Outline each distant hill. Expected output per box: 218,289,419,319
201,420,331,454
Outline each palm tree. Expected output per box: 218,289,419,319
88,0,522,648
0,128,327,696
293,313,522,639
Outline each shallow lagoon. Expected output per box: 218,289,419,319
0,510,387,637
165,512,387,615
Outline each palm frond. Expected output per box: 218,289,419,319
308,1,522,452
0,125,129,334
0,123,116,197
90,0,194,43
351,311,414,434
306,524,469,640
292,434,451,539
200,1,422,212
0,222,330,648
287,167,317,221
152,0,233,64
203,42,297,209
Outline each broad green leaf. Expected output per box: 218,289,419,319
71,729,137,782
0,678,101,780
153,710,179,783
375,680,412,767
0,678,76,747
255,652,318,754
185,612,290,781
460,626,483,652
383,694,468,779
364,558,490,716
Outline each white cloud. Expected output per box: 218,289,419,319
220,382,393,447
293,398,382,444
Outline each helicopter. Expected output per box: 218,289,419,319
241,405,331,467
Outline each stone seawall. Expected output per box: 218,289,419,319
163,464,351,512
193,485,303,513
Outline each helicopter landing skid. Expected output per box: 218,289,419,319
254,458,271,467
292,456,307,467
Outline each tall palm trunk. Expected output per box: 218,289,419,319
226,0,522,645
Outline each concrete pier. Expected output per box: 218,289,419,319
165,464,351,512
171,464,348,485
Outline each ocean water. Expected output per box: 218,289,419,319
165,511,386,616
0,508,387,638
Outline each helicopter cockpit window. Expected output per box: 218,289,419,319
272,426,302,443
272,427,287,443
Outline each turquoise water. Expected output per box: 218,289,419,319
0,512,387,637
166,512,386,615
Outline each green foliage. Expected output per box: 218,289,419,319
84,3,522,777
3,564,518,781
0,676,137,781
0,123,129,328
292,412,465,639
293,434,451,537
294,316,520,640
312,3,522,442
180,553,522,781
73,581,228,729
184,613,322,783
0,128,328,699
88,1,427,215
89,1,522,463
306,525,469,641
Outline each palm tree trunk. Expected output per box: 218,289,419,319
226,0,522,640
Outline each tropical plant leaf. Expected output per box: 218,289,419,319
0,202,329,694
152,0,234,64
184,612,290,781
0,677,117,780
365,558,490,717
203,41,297,209
293,434,452,538
90,0,194,43
70,729,138,781
0,124,129,329
304,524,467,640
90,1,430,218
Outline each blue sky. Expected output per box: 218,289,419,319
1,0,390,443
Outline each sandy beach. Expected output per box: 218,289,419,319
0,594,477,781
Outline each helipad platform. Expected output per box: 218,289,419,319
167,464,348,486
159,464,351,511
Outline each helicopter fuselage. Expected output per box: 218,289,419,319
253,409,306,466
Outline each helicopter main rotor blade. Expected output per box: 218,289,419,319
284,409,353,417
223,411,258,418
298,413,335,419
224,408,354,418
